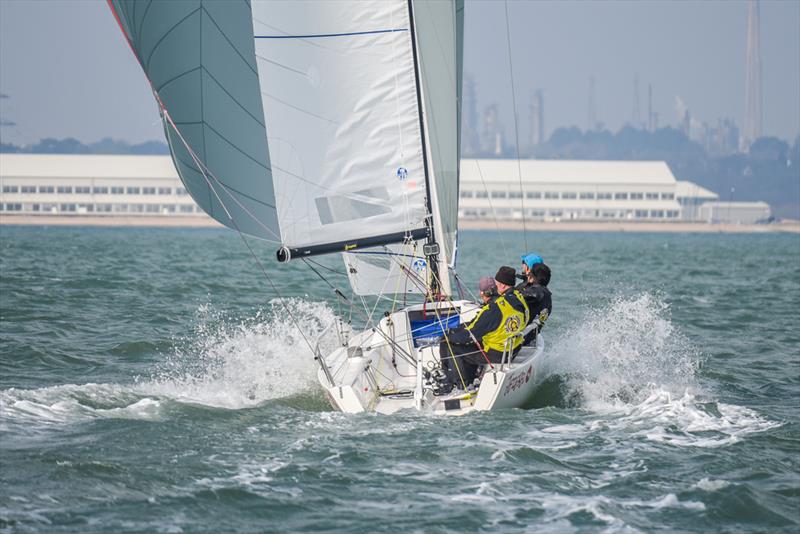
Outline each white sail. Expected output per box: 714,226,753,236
343,244,427,297
251,0,429,255
413,0,463,271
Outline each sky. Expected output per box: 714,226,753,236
0,0,798,147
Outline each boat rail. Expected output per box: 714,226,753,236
314,321,336,387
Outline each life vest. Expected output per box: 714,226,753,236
471,290,529,354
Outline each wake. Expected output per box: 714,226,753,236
538,293,780,447
0,299,337,433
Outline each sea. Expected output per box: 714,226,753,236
1,226,798,533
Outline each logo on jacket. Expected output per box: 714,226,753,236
504,315,521,333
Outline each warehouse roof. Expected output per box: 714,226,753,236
0,154,177,179
460,159,677,185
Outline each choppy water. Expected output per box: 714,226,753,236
1,227,798,532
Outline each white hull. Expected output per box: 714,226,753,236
316,300,545,415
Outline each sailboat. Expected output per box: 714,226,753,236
108,0,545,415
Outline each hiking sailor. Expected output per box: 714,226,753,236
436,266,529,393
516,253,552,345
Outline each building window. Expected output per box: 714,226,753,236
635,210,648,218
646,192,659,200
127,187,141,194
38,186,54,193
162,204,176,213
93,186,109,194
113,204,128,213
579,192,595,199
597,192,612,200
661,192,675,200
21,185,36,193
32,204,40,212
57,186,73,194
666,210,679,218
158,187,172,195
548,210,563,217
129,204,144,213
96,204,112,213
179,205,194,213
650,210,665,218
145,204,159,213
630,192,643,200
530,209,545,217
562,192,577,200
2,185,19,193
176,187,187,196
143,187,156,195
615,192,628,200
475,191,488,199
59,203,76,212
544,191,559,199
111,186,124,194
74,186,91,194
527,191,541,199
460,190,473,199
491,191,506,199
508,191,522,199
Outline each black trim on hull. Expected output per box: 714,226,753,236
276,227,429,262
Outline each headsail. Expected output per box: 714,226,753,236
108,0,280,241
413,0,464,273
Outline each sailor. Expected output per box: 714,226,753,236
519,252,544,281
437,266,529,392
517,260,552,345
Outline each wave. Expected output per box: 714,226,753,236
539,292,780,447
0,299,338,431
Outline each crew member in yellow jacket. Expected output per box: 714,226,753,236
437,266,529,393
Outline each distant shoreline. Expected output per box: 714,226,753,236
1,214,798,234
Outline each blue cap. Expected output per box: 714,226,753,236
521,253,544,269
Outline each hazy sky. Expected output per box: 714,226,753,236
1,0,798,147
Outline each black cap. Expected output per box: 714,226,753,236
495,266,516,287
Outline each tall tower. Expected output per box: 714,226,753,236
743,0,762,151
530,89,544,149
461,74,480,156
632,74,641,128
587,75,596,131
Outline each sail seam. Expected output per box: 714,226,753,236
144,7,201,72
254,28,407,39
203,7,260,76
173,152,277,210
201,66,266,127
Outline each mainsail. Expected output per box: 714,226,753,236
109,0,462,296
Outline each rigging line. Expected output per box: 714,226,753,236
504,0,528,250
168,115,320,358
304,257,347,276
474,160,510,258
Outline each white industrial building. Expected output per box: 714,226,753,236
461,159,683,221
0,154,769,224
0,154,201,216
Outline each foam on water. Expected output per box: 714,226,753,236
140,298,337,408
0,299,338,430
542,293,779,446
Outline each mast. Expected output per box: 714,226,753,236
407,0,442,298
